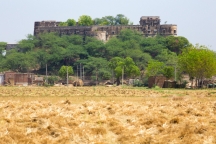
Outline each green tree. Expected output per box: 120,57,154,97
77,57,111,81
3,51,37,72
58,65,74,80
100,16,115,25
38,32,61,48
34,49,49,69
0,45,7,71
94,15,131,25
18,39,35,52
78,15,93,26
105,37,123,59
109,57,140,85
133,52,152,71
48,76,59,85
66,19,76,26
62,44,88,65
64,35,83,45
115,14,130,25
146,60,164,77
163,66,174,80
146,60,165,86
165,36,190,54
0,42,7,58
59,22,68,26
140,37,166,57
155,49,178,65
118,29,142,42
84,38,105,57
93,18,103,25
0,42,7,51
146,60,165,77
178,45,216,87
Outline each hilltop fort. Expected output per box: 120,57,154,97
34,16,177,41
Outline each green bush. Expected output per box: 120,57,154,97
48,76,59,85
133,79,143,87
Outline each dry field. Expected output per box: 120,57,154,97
0,86,216,144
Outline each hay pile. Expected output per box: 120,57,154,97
0,90,216,143
0,87,216,143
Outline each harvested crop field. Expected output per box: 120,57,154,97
0,87,216,144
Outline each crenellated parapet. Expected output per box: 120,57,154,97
34,16,177,41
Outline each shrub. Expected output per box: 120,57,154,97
48,76,59,85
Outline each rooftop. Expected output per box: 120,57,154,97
140,16,160,19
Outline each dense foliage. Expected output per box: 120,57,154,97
58,14,132,26
94,14,132,25
0,27,194,85
58,65,74,80
178,45,216,87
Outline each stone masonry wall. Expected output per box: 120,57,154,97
34,16,177,41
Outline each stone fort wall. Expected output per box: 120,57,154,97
34,16,177,41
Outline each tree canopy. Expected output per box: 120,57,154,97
166,36,190,54
59,19,76,26
58,65,74,79
146,60,165,77
78,15,93,26
178,45,216,87
94,14,131,26
67,19,76,26
0,15,197,87
109,57,140,85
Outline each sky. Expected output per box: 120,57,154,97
1,0,216,50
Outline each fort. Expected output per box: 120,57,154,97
34,16,177,41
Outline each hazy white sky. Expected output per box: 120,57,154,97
1,0,216,50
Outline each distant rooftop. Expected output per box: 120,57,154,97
42,20,57,22
160,24,177,26
140,16,160,19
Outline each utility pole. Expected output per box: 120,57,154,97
112,69,114,84
174,65,176,81
66,66,68,86
83,66,85,80
46,64,48,83
80,63,82,80
122,67,124,85
76,65,78,87
96,67,98,86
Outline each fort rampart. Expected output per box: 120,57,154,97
34,16,177,41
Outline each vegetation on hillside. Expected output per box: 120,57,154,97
1,15,215,87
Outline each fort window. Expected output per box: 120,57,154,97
163,29,165,34
174,30,176,34
112,31,115,35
